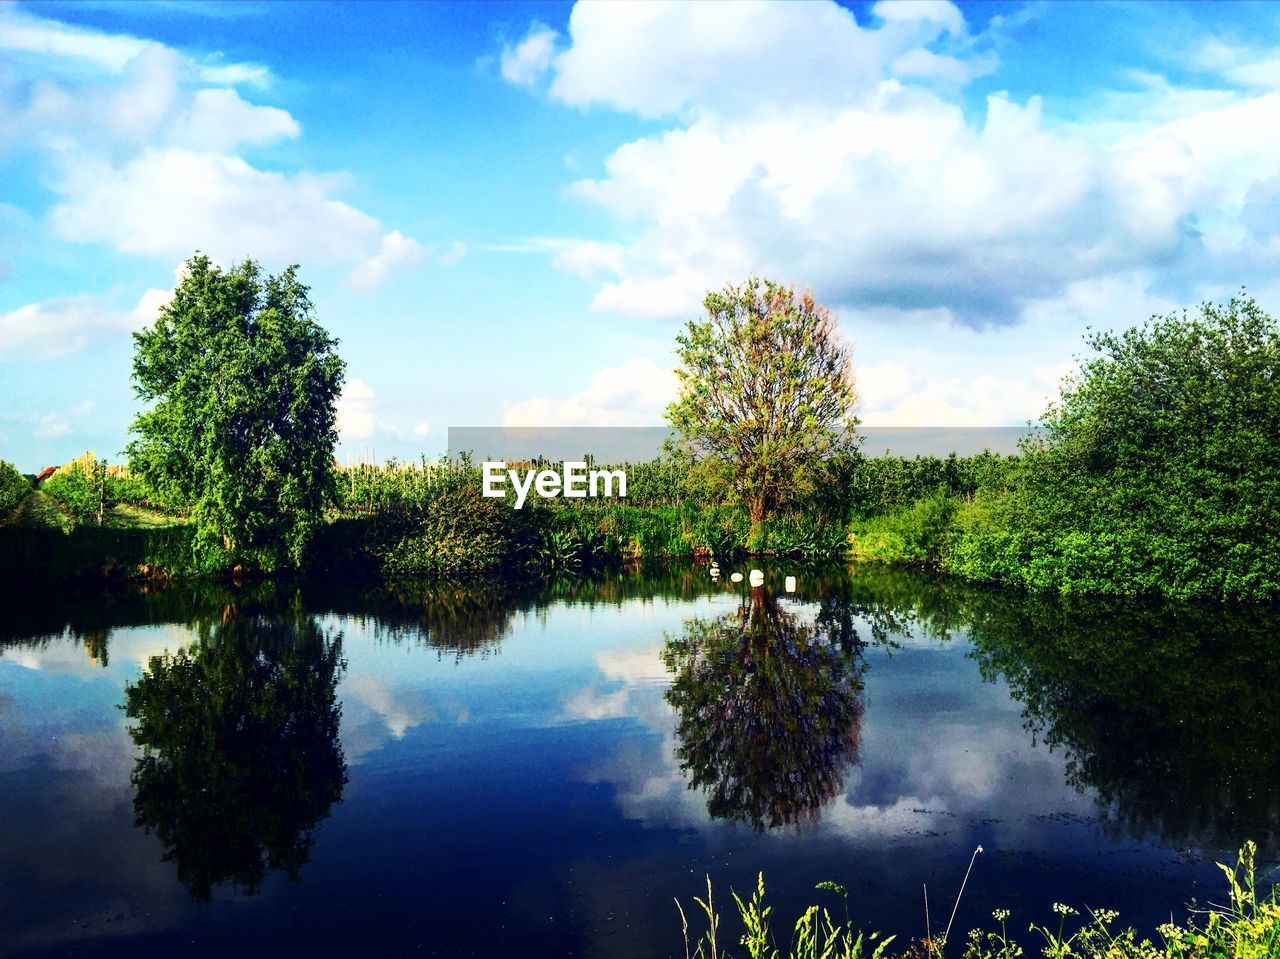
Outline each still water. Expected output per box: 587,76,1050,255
1,565,1276,957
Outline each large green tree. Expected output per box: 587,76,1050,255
666,278,858,523
949,293,1280,599
128,254,345,571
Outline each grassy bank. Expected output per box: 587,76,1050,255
676,844,1278,959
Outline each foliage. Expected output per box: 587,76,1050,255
370,471,544,575
667,278,859,523
949,295,1280,599
838,452,1015,520
677,845,1276,959
849,491,960,564
41,453,115,524
0,458,31,517
334,455,475,515
123,606,347,901
127,254,345,573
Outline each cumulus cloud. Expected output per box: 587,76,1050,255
0,288,166,360
544,0,976,118
49,150,382,263
499,23,558,88
1,5,424,279
502,357,676,427
500,0,1280,331
336,377,378,442
347,230,428,291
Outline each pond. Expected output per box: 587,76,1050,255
1,564,1277,957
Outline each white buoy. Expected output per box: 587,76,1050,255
749,569,764,587
730,571,744,583
785,575,796,593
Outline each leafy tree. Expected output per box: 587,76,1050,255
949,294,1280,599
666,278,858,524
127,254,345,571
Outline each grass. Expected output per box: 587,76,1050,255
107,502,184,529
676,843,1279,959
3,490,73,533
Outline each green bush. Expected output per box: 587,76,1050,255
848,490,959,564
42,459,114,523
948,296,1280,600
371,477,544,575
0,459,31,517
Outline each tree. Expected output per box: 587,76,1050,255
949,293,1280,599
666,278,858,524
128,254,345,571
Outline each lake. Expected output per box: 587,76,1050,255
1,564,1276,957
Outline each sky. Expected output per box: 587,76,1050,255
2,0,1280,471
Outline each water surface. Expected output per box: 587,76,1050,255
1,565,1276,957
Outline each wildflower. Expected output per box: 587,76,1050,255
993,909,1011,922
1051,902,1078,917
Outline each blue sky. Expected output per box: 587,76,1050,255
2,0,1280,471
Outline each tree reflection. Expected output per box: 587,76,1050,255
662,586,865,830
123,607,347,901
968,595,1280,849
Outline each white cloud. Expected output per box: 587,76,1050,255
50,149,382,263
1192,38,1280,90
501,0,1280,334
871,0,966,36
32,411,71,438
347,230,428,291
438,241,467,266
336,377,378,442
489,236,624,279
0,6,152,71
543,0,967,118
503,357,676,427
170,87,299,151
499,23,558,88
1,6,426,275
413,421,431,437
0,288,163,360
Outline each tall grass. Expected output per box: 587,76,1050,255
676,844,1278,959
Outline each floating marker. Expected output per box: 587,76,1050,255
730,572,744,583
785,575,796,593
749,569,764,587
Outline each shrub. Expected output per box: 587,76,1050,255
371,477,543,575
42,455,114,523
849,490,959,564
0,459,31,517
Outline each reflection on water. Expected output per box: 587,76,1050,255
0,565,1277,956
965,595,1280,848
663,586,865,830
124,605,347,901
